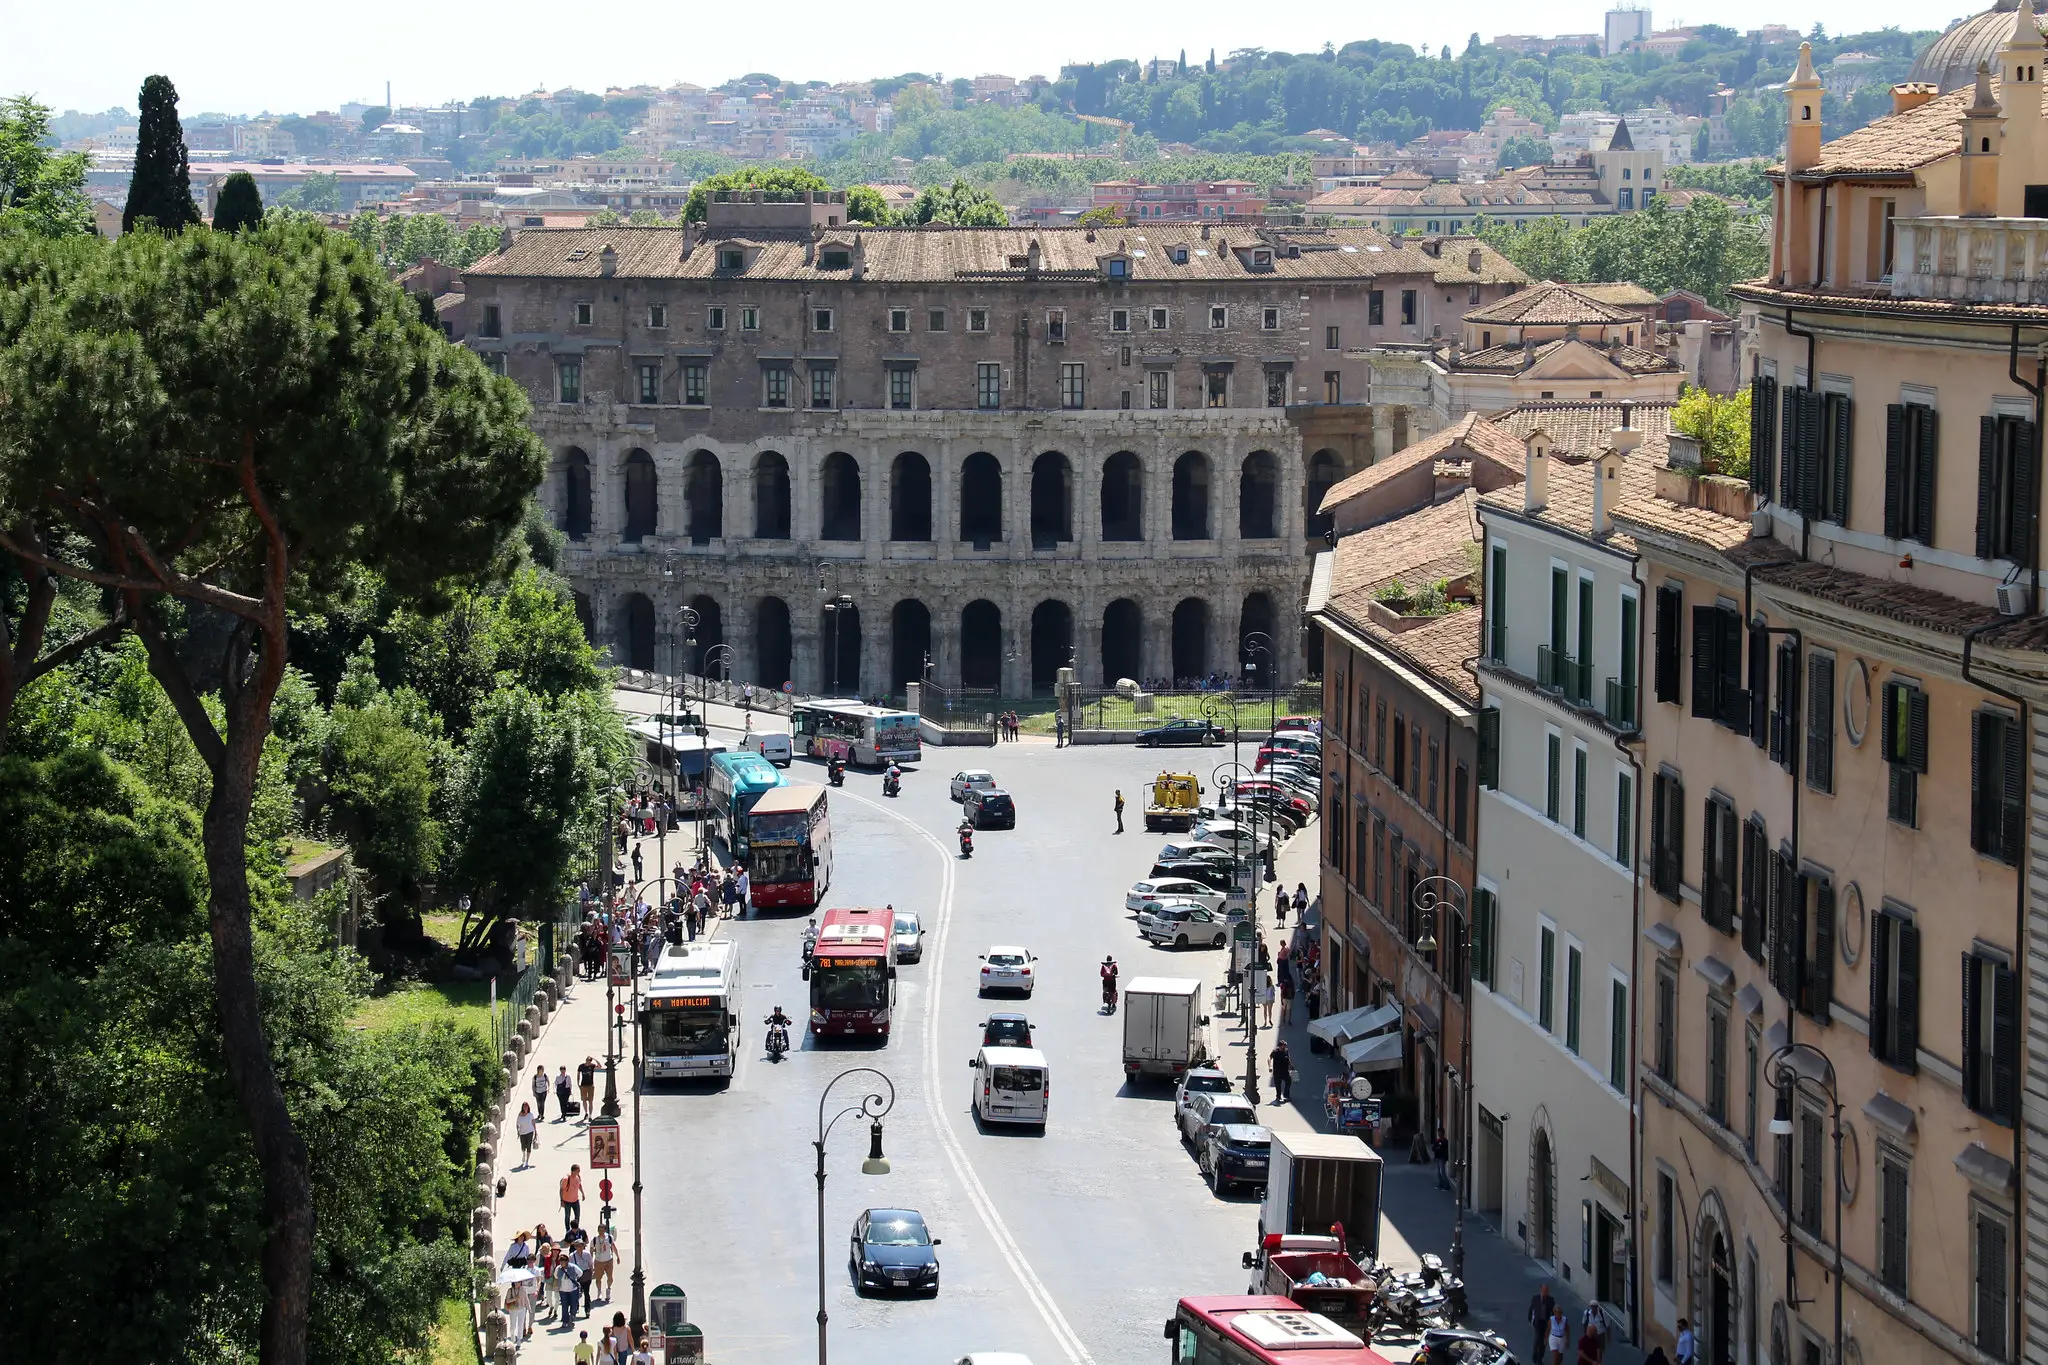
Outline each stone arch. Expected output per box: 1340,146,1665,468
820,452,861,541
961,600,1003,689
1239,449,1280,539
684,449,722,543
890,452,933,542
1102,599,1143,686
753,451,792,540
572,590,594,643
820,599,861,693
891,599,932,692
560,447,592,540
1171,451,1212,540
1306,448,1342,539
1030,451,1073,547
1239,591,1278,688
1171,597,1210,682
684,594,723,676
754,596,793,689
1100,450,1144,541
1030,600,1074,695
960,451,1003,546
1694,1190,1737,1365
622,592,655,671
1527,1108,1558,1264
622,449,657,542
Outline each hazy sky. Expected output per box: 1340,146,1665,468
8,0,1974,117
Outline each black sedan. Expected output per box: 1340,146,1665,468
1136,717,1219,747
1150,860,1237,892
1203,1122,1272,1194
850,1207,941,1295
981,1013,1034,1047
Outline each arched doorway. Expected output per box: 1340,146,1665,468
1030,452,1073,548
1100,450,1143,541
572,590,594,642
1706,1224,1735,1365
754,452,792,539
1239,450,1280,539
960,452,1003,546
1306,448,1342,539
1529,1126,1557,1263
891,453,932,541
891,600,931,692
685,595,723,677
1172,452,1211,540
1030,600,1073,695
1171,598,1209,683
820,600,861,694
961,600,1002,689
1239,591,1278,691
1102,599,1142,685
820,453,861,541
623,592,655,671
561,448,592,540
684,450,722,543
754,596,792,689
623,449,657,542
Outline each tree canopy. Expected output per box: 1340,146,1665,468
682,165,893,223
212,170,264,233
0,96,94,238
123,74,200,234
909,176,1009,226
1472,193,1767,311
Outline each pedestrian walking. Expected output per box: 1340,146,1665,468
1548,1307,1569,1365
575,1329,595,1363
1113,789,1125,834
1577,1325,1602,1365
721,871,739,918
1529,1286,1556,1365
594,1337,617,1365
1433,1128,1452,1189
1259,972,1277,1027
591,1227,618,1300
1269,1039,1294,1102
631,1335,656,1365
1674,1318,1697,1365
532,1065,550,1121
1293,882,1310,921
734,864,750,915
1054,713,1066,747
1581,1302,1609,1360
555,1065,573,1121
560,1163,585,1230
572,1238,595,1317
515,1103,538,1167
579,1056,597,1119
692,885,713,935
630,844,644,884
1278,969,1296,1025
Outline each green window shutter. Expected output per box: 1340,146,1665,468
1477,707,1500,788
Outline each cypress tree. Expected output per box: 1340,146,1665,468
124,74,201,234
210,171,263,233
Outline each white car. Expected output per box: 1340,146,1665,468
950,769,997,801
1139,904,1231,948
1178,1090,1259,1146
1126,878,1227,915
978,946,1036,996
1157,839,1233,864
1136,897,1217,933
1173,1066,1235,1135
1190,821,1268,855
892,909,924,964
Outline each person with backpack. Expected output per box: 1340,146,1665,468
532,1064,550,1121
555,1065,574,1121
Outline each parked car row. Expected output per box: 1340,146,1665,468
1174,1066,1272,1195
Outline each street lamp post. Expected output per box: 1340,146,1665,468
815,1068,896,1365
601,787,626,1121
1242,630,1274,731
1767,1042,1845,1365
663,609,700,914
1204,695,1261,1105
1413,875,1472,1280
823,594,854,696
705,643,736,710
628,954,648,1333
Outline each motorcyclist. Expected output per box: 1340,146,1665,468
828,756,846,785
764,1006,793,1056
884,763,902,795
1100,955,1119,1010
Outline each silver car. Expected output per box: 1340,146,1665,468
949,769,996,802
893,909,924,964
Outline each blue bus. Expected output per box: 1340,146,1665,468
706,751,786,859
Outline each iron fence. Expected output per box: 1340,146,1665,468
488,900,581,1060
1061,686,1301,734
919,680,1000,729
616,669,795,716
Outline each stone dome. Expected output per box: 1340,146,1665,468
1911,1,2043,93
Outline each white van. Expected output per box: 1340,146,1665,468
969,1045,1050,1129
741,730,793,768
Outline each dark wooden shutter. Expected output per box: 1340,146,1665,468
1798,388,1824,515
1810,877,1834,1022
1655,586,1682,703
1827,392,1854,523
1720,609,1747,729
1701,798,1721,926
1895,920,1920,1071
1741,818,1765,962
1806,653,1835,792
1978,1215,2009,1353
1773,857,1800,1000
1650,774,1667,896
1881,681,1903,764
1748,622,1770,745
1963,954,1982,1107
2001,714,2026,862
1719,802,1738,930
1476,706,1498,788
1751,377,1777,498
1880,1157,1909,1291
1994,960,2019,1123
1884,403,1907,537
1972,711,1989,851
1781,386,1802,507
1914,405,1939,544
2009,417,2037,562
1691,606,1717,718
1868,909,1890,1059
1977,415,2000,560
1668,777,1686,900
1909,687,1929,773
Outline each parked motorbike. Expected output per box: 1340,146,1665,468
1419,1254,1466,1321
765,1021,791,1061
958,825,974,858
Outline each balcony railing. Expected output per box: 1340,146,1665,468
1538,646,1592,706
1893,217,2048,307
1605,678,1638,731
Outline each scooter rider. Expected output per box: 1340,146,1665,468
1100,955,1119,1011
884,762,902,795
828,756,846,786
957,819,974,856
801,917,818,963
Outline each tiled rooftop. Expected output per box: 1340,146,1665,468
1322,493,1484,703
1478,432,1668,547
1315,412,1526,513
1306,183,1600,210
1462,281,1639,326
1450,337,1682,375
1487,400,1677,459
1609,496,1753,550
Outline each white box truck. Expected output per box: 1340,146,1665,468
1122,977,1209,1080
1258,1130,1384,1262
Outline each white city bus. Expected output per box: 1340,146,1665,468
791,699,922,768
643,939,743,1079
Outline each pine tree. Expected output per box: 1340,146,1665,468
211,171,263,233
1207,49,1217,74
123,74,201,234
1178,48,1188,75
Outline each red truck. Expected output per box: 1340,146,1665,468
1242,1233,1377,1336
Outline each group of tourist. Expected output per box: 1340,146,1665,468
500,1219,618,1342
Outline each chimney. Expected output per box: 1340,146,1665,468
1523,430,1551,512
1026,237,1043,275
1784,42,1823,176
1467,248,1483,272
598,243,616,277
1960,61,2006,218
1592,446,1623,536
680,220,701,261
1890,82,1938,116
851,233,867,282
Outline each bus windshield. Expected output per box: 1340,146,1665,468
645,1005,729,1055
812,961,889,1010
751,811,809,843
751,843,809,886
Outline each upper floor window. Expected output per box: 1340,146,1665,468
1973,708,2026,863
706,306,727,331
648,304,667,329
1883,402,1938,545
967,308,989,333
1977,414,2037,562
574,301,593,326
1210,305,1228,329
682,362,707,406
928,309,948,332
1111,309,1131,333
1205,369,1228,408
818,249,851,270
1369,291,1384,325
1325,325,1341,351
889,308,910,333
977,363,1001,411
556,358,581,404
1150,306,1170,330
1962,950,2018,1125
481,304,502,338
1148,371,1170,409
763,366,790,409
1881,679,1928,828
1262,307,1280,330
1046,310,1067,342
717,247,745,270
635,361,660,405
889,366,914,410
739,306,760,332
1060,363,1085,410
809,366,835,410
1400,290,1417,325
813,308,834,333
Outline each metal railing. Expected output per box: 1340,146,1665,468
1604,678,1639,731
616,669,795,715
488,900,582,1061
1062,686,1311,733
918,680,1000,728
1537,647,1591,706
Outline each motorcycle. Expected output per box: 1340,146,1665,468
765,1020,791,1061
883,771,900,797
1418,1253,1466,1322
1101,978,1118,1014
828,760,845,788
958,825,974,858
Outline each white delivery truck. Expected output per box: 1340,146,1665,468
1257,1130,1385,1263
1122,977,1210,1081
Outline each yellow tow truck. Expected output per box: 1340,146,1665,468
1144,772,1203,832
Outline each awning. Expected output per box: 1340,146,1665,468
1307,1000,1401,1046
1341,1030,1403,1072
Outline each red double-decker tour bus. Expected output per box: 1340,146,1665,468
1164,1297,1393,1365
745,783,831,909
806,905,896,1039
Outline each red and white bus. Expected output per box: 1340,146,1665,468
806,906,896,1039
745,782,831,910
1164,1297,1393,1365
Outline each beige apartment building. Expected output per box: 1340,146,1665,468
1616,30,2048,1365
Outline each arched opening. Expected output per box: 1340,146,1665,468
1030,600,1073,694
1529,1126,1556,1263
890,452,932,542
1171,451,1211,540
1030,451,1073,548
1306,448,1342,539
623,592,655,671
1239,450,1280,539
820,600,862,694
1102,599,1142,685
684,450,722,543
684,594,723,677
890,600,932,693
753,452,792,539
1303,619,1325,680
1100,450,1144,541
1239,591,1278,692
561,448,592,540
623,449,657,542
572,590,594,642
820,453,862,541
1171,598,1210,682
754,596,792,689
960,452,1003,547
1707,1224,1734,1365
960,600,1003,689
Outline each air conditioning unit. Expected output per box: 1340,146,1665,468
1750,508,1773,538
1996,581,2029,616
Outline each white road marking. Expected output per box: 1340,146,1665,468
838,788,1097,1365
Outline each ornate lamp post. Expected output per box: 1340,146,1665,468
1241,630,1274,730
1203,693,1262,1106
1413,874,1472,1279
1767,1042,1845,1365
628,956,648,1333
815,1068,896,1365
823,594,855,696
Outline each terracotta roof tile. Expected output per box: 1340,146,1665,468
1306,183,1600,210
1609,496,1754,550
1463,281,1639,325
1730,277,2048,325
1571,281,1663,308
1450,337,1682,375
1486,400,1677,459
1731,543,2013,637
1315,413,1526,513
1327,494,1480,601
1798,84,1982,176
1478,433,1668,548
